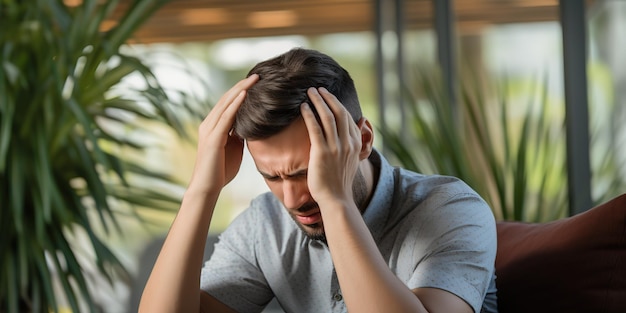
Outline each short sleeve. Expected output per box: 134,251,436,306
200,205,274,313
406,187,497,313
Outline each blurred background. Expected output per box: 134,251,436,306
2,0,625,312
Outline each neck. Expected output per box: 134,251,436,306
358,157,379,212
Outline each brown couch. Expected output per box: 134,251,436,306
495,193,626,313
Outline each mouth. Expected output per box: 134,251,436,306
294,211,322,226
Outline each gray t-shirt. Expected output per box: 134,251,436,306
201,150,498,313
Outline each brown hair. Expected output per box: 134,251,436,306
233,48,362,140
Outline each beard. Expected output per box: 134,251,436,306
290,169,369,242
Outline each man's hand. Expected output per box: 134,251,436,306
189,74,259,194
300,87,362,209
140,75,259,313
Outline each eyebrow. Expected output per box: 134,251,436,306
258,168,308,179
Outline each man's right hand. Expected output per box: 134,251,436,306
189,74,259,194
139,74,258,313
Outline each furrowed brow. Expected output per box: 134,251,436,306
258,170,278,180
257,168,308,179
286,169,308,178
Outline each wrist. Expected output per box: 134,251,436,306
317,197,358,216
184,182,221,203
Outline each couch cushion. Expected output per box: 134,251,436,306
495,194,626,313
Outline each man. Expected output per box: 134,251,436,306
139,48,498,313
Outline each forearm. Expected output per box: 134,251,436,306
322,201,427,313
138,188,219,313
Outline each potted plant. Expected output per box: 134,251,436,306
0,0,200,311
381,70,569,222
381,68,625,222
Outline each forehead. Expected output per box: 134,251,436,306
246,118,311,171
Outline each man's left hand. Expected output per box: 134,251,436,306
300,87,361,209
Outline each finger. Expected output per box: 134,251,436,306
214,90,246,137
349,118,362,151
318,87,345,118
217,74,259,112
207,74,258,123
300,102,326,148
307,87,338,145
318,87,351,144
203,74,259,127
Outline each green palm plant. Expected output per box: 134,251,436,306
0,0,202,312
380,69,569,222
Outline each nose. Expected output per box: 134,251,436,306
282,179,309,210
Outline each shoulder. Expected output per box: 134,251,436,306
390,170,495,238
384,168,497,313
397,168,480,200
395,169,489,214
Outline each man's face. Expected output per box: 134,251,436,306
246,118,368,241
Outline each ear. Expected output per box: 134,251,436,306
357,117,374,160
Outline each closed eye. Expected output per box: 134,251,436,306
287,172,307,180
264,176,281,182
259,169,307,182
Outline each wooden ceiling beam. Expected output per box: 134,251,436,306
111,0,593,44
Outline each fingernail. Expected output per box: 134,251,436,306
319,87,328,93
301,102,310,110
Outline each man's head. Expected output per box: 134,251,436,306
237,48,374,242
233,48,362,140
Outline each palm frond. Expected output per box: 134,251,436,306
380,69,571,222
0,0,205,311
